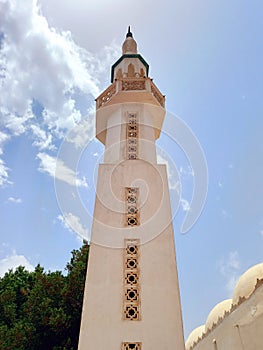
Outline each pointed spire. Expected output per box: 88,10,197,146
126,25,133,38
122,26,137,54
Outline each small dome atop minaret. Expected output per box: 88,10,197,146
122,26,138,54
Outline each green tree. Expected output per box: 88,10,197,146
63,242,89,348
0,242,89,350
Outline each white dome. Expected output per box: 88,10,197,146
205,299,232,331
185,325,205,350
233,262,263,305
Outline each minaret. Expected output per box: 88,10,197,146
78,28,185,350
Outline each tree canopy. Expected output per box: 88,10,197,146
0,242,89,350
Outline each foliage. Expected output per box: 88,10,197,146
0,242,89,350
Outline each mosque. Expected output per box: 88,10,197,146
77,28,263,350
186,263,263,350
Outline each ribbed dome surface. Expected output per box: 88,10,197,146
232,262,263,304
185,325,205,350
205,299,232,331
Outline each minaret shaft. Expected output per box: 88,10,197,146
78,29,185,350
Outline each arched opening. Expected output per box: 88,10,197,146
128,63,135,77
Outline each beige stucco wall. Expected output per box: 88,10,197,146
96,98,165,144
112,57,146,80
79,33,184,349
78,160,185,350
103,104,157,164
189,285,263,350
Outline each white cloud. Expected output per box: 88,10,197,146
219,251,241,274
228,251,241,270
0,0,119,137
218,251,241,294
42,99,83,136
0,131,10,153
1,104,34,136
31,124,55,151
179,165,194,178
58,213,88,240
8,196,22,204
0,0,99,124
0,131,11,186
65,113,95,149
37,152,88,187
157,153,180,191
0,253,34,277
0,158,11,187
181,198,190,211
0,0,119,186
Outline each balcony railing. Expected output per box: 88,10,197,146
122,78,146,91
96,82,116,108
150,81,165,108
96,78,165,109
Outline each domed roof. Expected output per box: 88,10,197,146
205,299,232,331
185,325,205,350
232,262,263,305
122,26,138,54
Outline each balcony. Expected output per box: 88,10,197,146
96,78,165,109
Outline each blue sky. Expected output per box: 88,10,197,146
0,0,262,339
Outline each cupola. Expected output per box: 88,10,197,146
122,26,138,54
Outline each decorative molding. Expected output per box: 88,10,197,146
122,79,146,91
126,113,138,160
96,82,116,108
122,342,142,350
111,53,149,82
255,277,263,289
150,81,165,107
123,239,141,321
96,78,165,109
125,187,139,226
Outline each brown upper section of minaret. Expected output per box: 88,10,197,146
95,28,165,111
